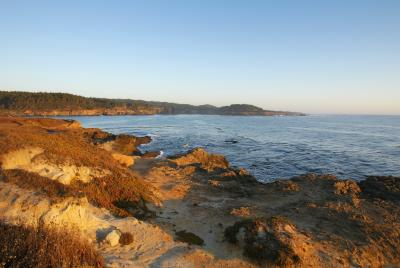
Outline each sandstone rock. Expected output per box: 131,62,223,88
1,147,110,184
104,229,122,247
170,148,229,172
111,153,139,167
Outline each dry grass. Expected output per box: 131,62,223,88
1,169,76,202
0,117,159,218
74,175,157,218
0,222,104,268
0,117,125,170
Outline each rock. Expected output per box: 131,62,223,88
224,216,301,266
208,180,221,187
113,135,140,155
22,117,82,129
104,229,122,247
220,171,237,177
230,207,251,217
359,176,400,202
111,153,139,167
238,168,250,176
175,230,204,246
1,147,108,185
142,151,161,158
334,180,360,195
170,148,229,172
134,136,152,146
279,181,300,192
64,120,82,129
90,130,115,143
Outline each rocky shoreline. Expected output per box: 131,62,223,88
0,117,399,267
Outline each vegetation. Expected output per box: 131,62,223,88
0,169,154,218
0,117,158,218
0,91,301,115
0,222,104,268
119,232,134,245
0,91,116,110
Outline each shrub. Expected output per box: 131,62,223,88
119,232,134,245
0,222,104,268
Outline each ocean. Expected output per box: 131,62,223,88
65,114,400,182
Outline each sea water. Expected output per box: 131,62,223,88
65,115,400,182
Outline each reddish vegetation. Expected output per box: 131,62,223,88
0,222,104,268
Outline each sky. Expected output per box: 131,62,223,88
1,1,399,115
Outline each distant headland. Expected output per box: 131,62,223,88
0,91,305,116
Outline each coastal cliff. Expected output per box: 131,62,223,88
0,91,305,116
0,117,398,267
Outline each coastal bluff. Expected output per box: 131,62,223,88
0,91,305,116
0,117,399,267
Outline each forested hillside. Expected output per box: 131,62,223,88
0,91,304,116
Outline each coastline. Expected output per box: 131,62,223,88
0,110,306,117
0,91,306,117
0,116,399,267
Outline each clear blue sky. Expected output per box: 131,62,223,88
1,1,399,114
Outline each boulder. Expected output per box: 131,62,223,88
170,148,229,172
104,229,122,247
